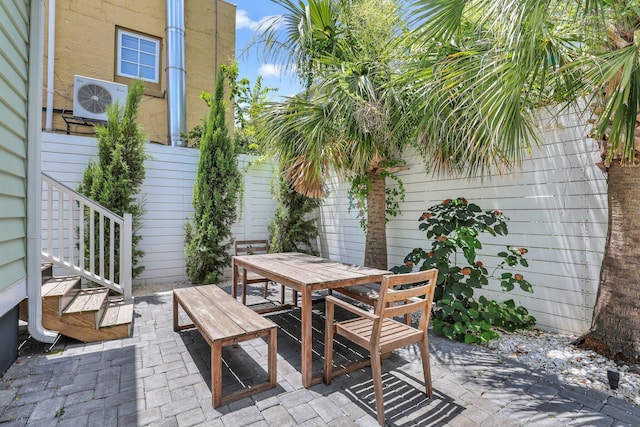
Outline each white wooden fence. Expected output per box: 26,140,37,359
320,108,607,335
41,132,278,285
42,106,608,335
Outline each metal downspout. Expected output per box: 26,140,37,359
28,0,58,343
214,0,218,73
44,0,55,130
166,0,186,147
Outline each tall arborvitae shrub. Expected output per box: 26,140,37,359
185,70,241,284
268,175,321,255
77,79,148,279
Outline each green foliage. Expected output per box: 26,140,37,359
185,62,276,155
391,197,535,344
268,175,321,255
77,79,148,279
258,0,417,268
184,68,242,284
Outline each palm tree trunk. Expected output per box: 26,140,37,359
364,171,387,269
580,162,640,363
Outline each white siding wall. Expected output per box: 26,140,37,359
41,132,278,285
318,109,608,336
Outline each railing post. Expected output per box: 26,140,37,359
121,213,133,302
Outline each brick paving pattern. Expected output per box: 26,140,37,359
1,286,639,426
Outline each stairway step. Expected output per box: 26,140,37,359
42,276,81,298
41,263,53,284
100,299,134,328
63,287,110,314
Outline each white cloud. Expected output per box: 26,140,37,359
236,10,281,32
258,63,284,78
236,10,258,30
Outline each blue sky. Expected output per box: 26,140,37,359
233,1,301,99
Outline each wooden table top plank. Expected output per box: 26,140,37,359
249,253,379,280
234,253,335,281
233,253,390,290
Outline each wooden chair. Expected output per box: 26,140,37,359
234,239,271,300
323,269,438,426
234,239,295,306
332,282,412,325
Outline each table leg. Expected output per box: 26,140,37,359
242,269,248,306
301,288,312,388
232,260,238,299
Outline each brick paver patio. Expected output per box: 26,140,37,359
1,285,639,426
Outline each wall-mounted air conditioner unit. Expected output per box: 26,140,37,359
73,75,128,121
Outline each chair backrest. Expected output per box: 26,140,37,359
374,269,438,330
234,239,269,256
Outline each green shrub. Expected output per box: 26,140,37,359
268,176,321,255
184,69,241,284
391,197,536,344
78,79,148,279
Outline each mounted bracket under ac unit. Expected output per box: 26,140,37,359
73,75,128,121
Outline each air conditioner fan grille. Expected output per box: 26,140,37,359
76,84,112,114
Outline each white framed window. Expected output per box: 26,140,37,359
116,29,160,83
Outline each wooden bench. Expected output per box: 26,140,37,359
173,285,277,407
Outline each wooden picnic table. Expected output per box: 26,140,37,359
232,252,390,388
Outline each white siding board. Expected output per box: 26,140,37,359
0,197,25,219
0,172,25,198
0,126,25,155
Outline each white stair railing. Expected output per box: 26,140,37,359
41,173,132,301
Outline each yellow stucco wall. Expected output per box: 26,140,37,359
43,0,236,144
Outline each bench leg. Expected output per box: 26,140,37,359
211,341,223,408
268,327,277,387
173,292,179,331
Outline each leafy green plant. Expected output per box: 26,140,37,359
78,79,148,279
184,68,241,284
391,197,535,344
268,175,321,255
185,62,276,155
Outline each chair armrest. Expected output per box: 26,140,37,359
325,295,379,320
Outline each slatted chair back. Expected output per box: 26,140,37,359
374,269,437,330
234,239,269,256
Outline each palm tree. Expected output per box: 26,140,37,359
409,0,640,362
258,0,417,269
